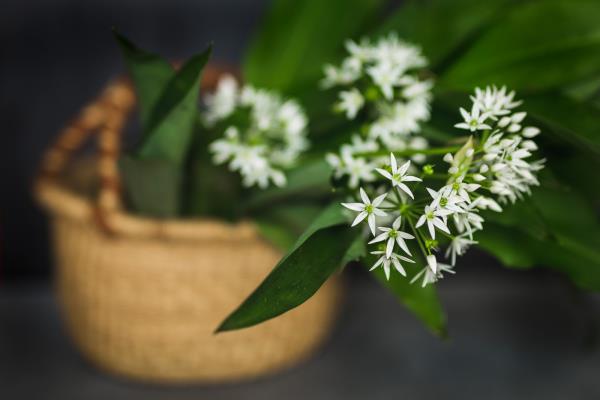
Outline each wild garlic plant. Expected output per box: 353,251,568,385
340,85,545,286
202,75,309,188
322,33,434,188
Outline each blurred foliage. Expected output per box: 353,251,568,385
224,0,600,334
115,32,212,217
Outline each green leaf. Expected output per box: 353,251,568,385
441,0,600,91
243,0,386,92
254,204,323,252
378,0,515,69
478,222,600,290
478,173,600,290
217,203,357,331
524,94,600,156
254,220,298,253
549,155,600,206
476,223,537,268
137,46,212,164
113,30,174,130
119,155,181,218
243,159,332,210
365,255,447,337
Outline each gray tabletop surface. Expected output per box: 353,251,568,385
2,252,600,400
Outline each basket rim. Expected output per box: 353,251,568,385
35,177,259,242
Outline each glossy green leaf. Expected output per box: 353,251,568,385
244,0,385,92
113,30,174,130
365,254,447,337
478,173,600,289
549,155,600,206
137,46,212,164
441,0,600,91
525,94,600,156
378,0,515,69
217,203,358,331
478,222,600,290
476,223,536,269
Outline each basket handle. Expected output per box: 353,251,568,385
38,79,135,229
38,65,233,232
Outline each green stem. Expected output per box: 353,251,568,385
355,146,461,158
406,214,430,258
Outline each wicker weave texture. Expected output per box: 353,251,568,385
51,215,340,382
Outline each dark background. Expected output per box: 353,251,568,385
1,1,599,399
1,0,268,281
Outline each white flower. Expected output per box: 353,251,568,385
476,196,503,212
408,136,429,164
471,86,521,117
345,38,373,62
522,126,541,138
229,145,267,173
375,154,421,199
342,188,388,235
447,175,480,203
454,105,492,132
498,111,527,133
242,164,286,188
415,205,452,239
445,235,477,266
320,58,361,88
370,250,414,280
203,75,238,125
329,149,377,188
410,255,455,287
209,126,240,164
453,200,484,239
337,88,365,119
369,216,415,257
373,33,427,71
377,101,421,135
278,100,308,137
402,79,433,100
367,61,402,100
206,78,309,189
426,187,465,213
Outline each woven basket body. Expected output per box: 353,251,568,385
50,212,339,383
36,70,341,383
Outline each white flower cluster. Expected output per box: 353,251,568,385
340,86,545,287
455,86,545,203
203,75,309,188
323,33,433,188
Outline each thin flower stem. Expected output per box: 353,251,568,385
355,145,461,158
406,214,429,258
423,173,449,180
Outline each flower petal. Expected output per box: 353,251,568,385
342,202,364,212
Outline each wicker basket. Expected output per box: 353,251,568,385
34,68,341,383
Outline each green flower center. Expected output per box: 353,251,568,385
365,204,374,214
389,230,398,238
440,197,448,207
